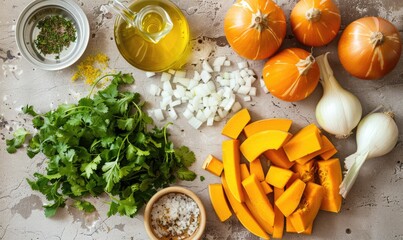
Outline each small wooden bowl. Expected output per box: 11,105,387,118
144,186,206,240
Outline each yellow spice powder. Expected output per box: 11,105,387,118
72,53,109,85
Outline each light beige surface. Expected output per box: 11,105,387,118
1,0,403,239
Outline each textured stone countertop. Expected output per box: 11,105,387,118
1,0,403,239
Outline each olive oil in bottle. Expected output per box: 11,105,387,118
114,0,190,72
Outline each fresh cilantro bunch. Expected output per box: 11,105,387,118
6,72,196,217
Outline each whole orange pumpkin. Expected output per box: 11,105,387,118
263,48,320,102
224,0,286,60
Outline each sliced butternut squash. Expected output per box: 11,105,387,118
222,139,244,202
240,163,250,181
250,158,265,181
317,158,342,213
286,217,313,234
244,182,274,235
242,174,275,227
264,148,294,169
283,124,323,161
320,147,338,160
260,181,273,194
221,174,270,239
240,130,292,162
295,135,335,165
208,184,232,222
275,179,306,217
202,154,224,177
292,160,316,183
273,187,285,239
243,118,293,137
265,165,293,189
288,182,324,233
221,108,251,139
285,172,301,189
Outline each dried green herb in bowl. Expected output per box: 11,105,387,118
34,15,77,59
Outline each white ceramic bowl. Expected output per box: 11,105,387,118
15,0,89,70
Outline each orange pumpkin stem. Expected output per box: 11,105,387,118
305,8,321,22
296,55,316,75
370,31,384,46
251,10,268,32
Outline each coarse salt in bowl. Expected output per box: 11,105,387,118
144,186,206,240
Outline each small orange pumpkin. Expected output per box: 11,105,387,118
224,0,286,60
290,0,341,47
263,48,320,102
338,17,402,80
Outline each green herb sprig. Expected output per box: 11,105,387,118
6,72,196,217
34,15,77,59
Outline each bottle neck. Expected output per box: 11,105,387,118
108,0,173,44
135,5,173,44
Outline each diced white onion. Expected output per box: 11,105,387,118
249,87,257,96
149,84,161,96
196,110,207,122
237,61,248,69
175,70,186,78
162,81,173,94
260,78,265,87
207,116,214,126
183,108,193,119
170,99,182,108
202,60,214,73
193,71,201,81
145,72,156,78
263,85,269,93
200,70,212,83
223,72,230,80
173,77,190,88
148,57,258,128
224,97,236,111
240,69,248,78
188,117,203,129
161,72,171,82
213,56,226,67
247,69,255,76
161,90,171,98
168,108,178,120
238,85,251,95
154,109,165,121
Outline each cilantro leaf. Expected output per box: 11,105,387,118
102,161,121,192
6,128,30,153
81,155,102,179
73,200,96,213
175,146,196,167
22,105,38,116
117,118,134,131
177,168,197,181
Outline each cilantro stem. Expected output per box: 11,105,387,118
88,74,117,97
62,107,92,118
116,133,131,163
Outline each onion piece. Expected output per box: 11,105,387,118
145,72,156,78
